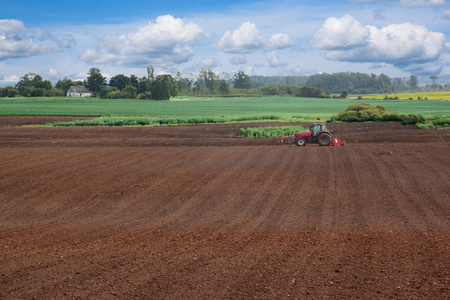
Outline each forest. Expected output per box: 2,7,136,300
1,66,449,100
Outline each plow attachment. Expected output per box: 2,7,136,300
280,135,345,146
331,137,345,146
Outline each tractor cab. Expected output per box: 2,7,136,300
310,123,327,138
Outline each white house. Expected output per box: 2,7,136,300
67,86,93,97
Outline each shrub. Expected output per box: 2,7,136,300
431,117,450,127
333,103,385,122
398,114,426,125
139,92,152,100
332,103,425,125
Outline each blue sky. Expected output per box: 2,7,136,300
1,0,449,83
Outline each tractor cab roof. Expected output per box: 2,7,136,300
310,123,327,129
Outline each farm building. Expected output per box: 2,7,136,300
67,86,93,97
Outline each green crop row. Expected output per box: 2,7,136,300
239,126,307,138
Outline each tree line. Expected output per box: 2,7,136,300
1,67,449,100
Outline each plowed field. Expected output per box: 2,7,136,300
1,117,449,299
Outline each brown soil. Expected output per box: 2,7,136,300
1,117,449,299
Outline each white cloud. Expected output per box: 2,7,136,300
0,19,52,60
0,19,26,34
215,22,293,53
215,22,264,53
400,0,446,7
0,19,75,61
312,15,370,50
267,51,287,67
267,33,294,50
81,15,207,68
200,57,222,68
314,16,447,74
41,69,64,81
0,73,20,82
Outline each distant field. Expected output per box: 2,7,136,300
0,96,449,121
349,91,450,101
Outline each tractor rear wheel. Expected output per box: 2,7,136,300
295,137,307,146
317,133,331,146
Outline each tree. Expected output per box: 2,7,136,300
109,74,130,91
233,71,252,89
175,71,188,93
430,75,438,84
56,77,75,94
15,73,39,94
121,85,138,99
152,74,174,100
218,79,231,95
137,76,149,94
130,75,139,90
195,66,219,93
85,68,106,95
408,75,418,91
147,65,155,82
339,90,348,99
14,73,54,96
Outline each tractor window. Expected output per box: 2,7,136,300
312,125,320,137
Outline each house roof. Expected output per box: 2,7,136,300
68,86,91,93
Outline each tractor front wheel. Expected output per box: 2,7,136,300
318,133,331,146
295,137,307,147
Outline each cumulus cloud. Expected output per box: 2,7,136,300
400,0,446,7
81,15,207,67
0,19,75,61
267,33,294,50
314,15,447,74
215,22,293,53
0,19,52,60
41,69,64,81
200,57,222,68
0,73,20,82
266,51,287,67
312,15,370,50
215,22,264,53
0,19,26,34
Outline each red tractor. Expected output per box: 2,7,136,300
280,123,344,146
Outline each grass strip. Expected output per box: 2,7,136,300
46,115,282,127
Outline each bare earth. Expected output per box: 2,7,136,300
0,116,449,299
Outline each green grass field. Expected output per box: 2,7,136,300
1,97,449,123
